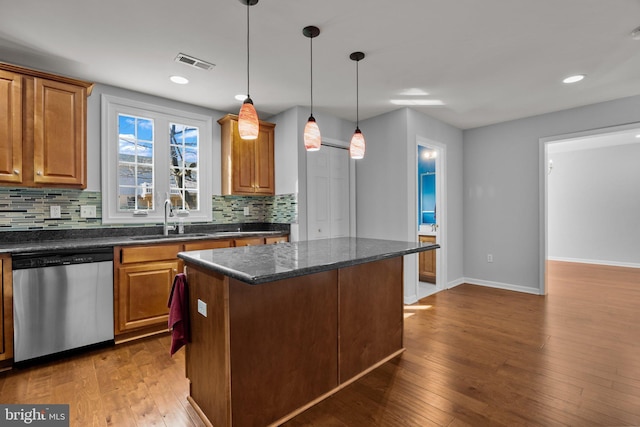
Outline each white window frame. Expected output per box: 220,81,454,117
101,94,213,224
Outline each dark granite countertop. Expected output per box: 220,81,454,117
178,237,439,285
0,224,289,254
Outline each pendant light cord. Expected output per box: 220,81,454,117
355,59,359,127
246,1,250,98
310,35,314,116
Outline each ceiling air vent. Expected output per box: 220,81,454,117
174,53,215,71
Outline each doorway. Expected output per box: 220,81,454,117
416,137,446,299
540,123,640,294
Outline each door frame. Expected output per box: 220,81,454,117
538,121,640,294
416,136,447,294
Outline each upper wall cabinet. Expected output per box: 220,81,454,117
218,114,275,195
0,63,93,188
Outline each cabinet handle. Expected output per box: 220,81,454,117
13,169,19,175
37,171,42,176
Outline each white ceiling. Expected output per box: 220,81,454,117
2,0,640,130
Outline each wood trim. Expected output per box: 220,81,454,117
1,254,14,361
268,348,405,427
0,62,94,95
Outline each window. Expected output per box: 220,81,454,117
102,95,213,224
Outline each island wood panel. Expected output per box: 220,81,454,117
227,270,338,427
338,256,404,383
185,265,232,427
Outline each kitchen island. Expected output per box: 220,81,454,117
178,237,439,427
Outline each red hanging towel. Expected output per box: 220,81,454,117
168,273,190,356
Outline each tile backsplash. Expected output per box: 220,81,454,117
0,188,297,231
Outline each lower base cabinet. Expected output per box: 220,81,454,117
418,235,436,283
114,244,183,343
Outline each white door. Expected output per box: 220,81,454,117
307,145,350,240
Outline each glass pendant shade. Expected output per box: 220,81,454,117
349,128,365,159
238,98,259,140
304,116,321,151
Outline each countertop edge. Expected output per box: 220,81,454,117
0,230,289,254
179,242,440,285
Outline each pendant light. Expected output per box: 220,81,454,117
303,26,321,151
238,0,259,140
349,52,365,159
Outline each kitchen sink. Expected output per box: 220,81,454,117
129,233,210,241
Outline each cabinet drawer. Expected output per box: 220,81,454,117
234,237,265,247
184,240,233,251
265,235,288,245
120,244,182,264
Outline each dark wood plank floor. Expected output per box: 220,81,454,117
1,261,639,426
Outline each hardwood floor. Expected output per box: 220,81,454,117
0,335,206,427
1,261,639,426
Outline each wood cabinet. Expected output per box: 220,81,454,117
0,255,13,366
114,235,287,343
0,63,93,188
114,244,183,342
418,235,436,283
219,114,275,195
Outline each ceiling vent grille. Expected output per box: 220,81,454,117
174,53,215,71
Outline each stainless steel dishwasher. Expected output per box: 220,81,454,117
12,247,114,363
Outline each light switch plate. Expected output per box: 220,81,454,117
197,299,207,317
243,206,250,215
80,205,97,218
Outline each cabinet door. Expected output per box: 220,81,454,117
32,78,86,187
418,235,436,283
253,122,275,194
0,255,13,361
231,125,258,194
0,70,22,184
117,260,180,333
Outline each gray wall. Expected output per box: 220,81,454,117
357,108,464,302
548,143,640,266
463,95,640,293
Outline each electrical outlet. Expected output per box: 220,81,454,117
80,205,97,218
243,206,250,215
50,205,61,219
197,299,207,317
487,254,493,263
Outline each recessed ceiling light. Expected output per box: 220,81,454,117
399,88,430,96
562,74,585,84
170,75,189,84
235,94,247,102
635,134,640,138
390,99,444,106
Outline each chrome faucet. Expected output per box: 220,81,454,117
163,198,175,235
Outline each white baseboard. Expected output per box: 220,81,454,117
463,277,541,295
446,277,465,289
547,257,640,269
